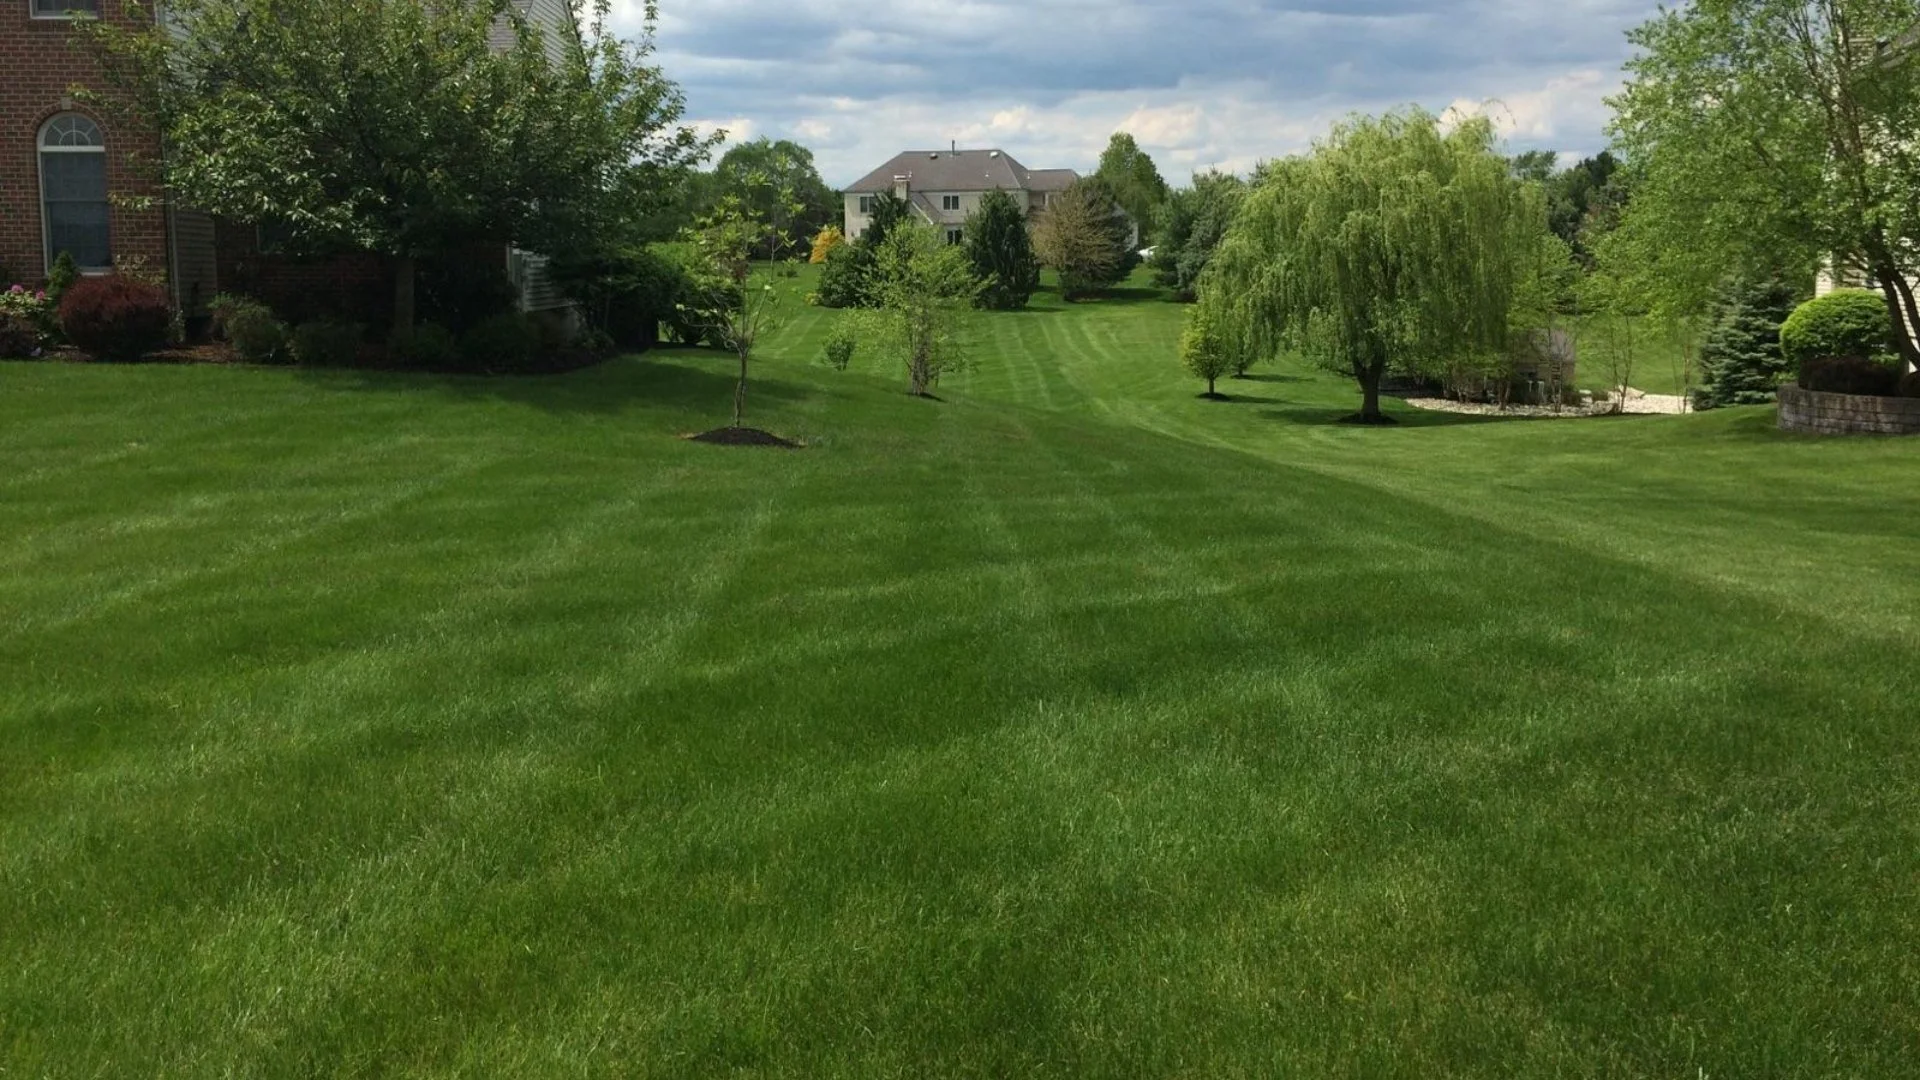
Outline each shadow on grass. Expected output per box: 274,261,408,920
292,350,813,416
1255,402,1523,429
1232,372,1310,384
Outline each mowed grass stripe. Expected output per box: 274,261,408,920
2,270,1917,1076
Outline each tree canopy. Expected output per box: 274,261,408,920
1609,0,1920,364
1094,133,1170,244
82,0,715,338
1198,109,1545,422
1150,170,1247,301
709,138,839,258
1034,178,1134,299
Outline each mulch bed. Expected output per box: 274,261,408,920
683,427,803,448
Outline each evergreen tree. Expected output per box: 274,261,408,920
963,190,1039,310
1696,276,1803,408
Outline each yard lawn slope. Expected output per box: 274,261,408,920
2,283,1917,1077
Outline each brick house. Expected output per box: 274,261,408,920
1,0,569,328
0,0,194,298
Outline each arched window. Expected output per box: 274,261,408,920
39,114,111,272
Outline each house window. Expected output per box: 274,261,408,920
858,196,874,214
946,228,964,246
31,0,98,16
39,114,111,271
942,195,961,211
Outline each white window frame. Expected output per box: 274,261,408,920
942,195,961,211
38,113,112,273
858,196,873,214
946,227,964,246
30,0,100,18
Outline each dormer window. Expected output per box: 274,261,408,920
32,0,99,17
942,195,961,211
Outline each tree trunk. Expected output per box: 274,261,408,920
1885,268,1920,372
1358,363,1384,421
733,349,748,428
1208,375,1216,396
392,254,416,344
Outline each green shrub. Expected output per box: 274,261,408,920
290,320,362,367
45,251,80,304
1779,290,1893,371
0,314,38,358
549,244,689,349
393,322,459,368
419,256,520,334
815,242,872,309
576,326,616,356
212,294,288,364
1799,354,1900,396
460,312,540,371
821,321,857,370
59,276,172,361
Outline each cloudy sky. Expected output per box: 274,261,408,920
627,1,1662,188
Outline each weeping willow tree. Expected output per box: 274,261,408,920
1197,109,1545,422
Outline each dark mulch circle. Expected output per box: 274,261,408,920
684,426,803,448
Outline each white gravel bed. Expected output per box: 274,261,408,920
1402,388,1690,418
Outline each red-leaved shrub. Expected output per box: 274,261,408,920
59,276,172,361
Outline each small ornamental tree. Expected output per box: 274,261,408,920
1200,109,1541,423
859,223,982,396
963,189,1039,310
1179,307,1233,397
1695,276,1801,408
681,198,787,428
810,226,845,264
1034,178,1132,299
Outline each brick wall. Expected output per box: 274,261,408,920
0,0,167,287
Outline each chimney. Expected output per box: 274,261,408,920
952,140,957,154
893,174,910,200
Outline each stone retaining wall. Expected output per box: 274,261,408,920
1779,385,1920,435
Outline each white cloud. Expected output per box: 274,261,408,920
656,1,1660,185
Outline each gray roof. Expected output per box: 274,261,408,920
845,149,1079,194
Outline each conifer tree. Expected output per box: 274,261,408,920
963,190,1039,310
1696,277,1802,408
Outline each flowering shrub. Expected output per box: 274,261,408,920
0,284,56,357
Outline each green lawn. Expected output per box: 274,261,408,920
4,270,1917,1077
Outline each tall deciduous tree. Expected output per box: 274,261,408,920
81,0,714,340
711,138,839,259
1198,109,1543,423
1094,133,1170,244
1034,179,1133,300
1610,0,1920,367
963,190,1039,310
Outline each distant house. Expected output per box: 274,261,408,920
841,148,1085,246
